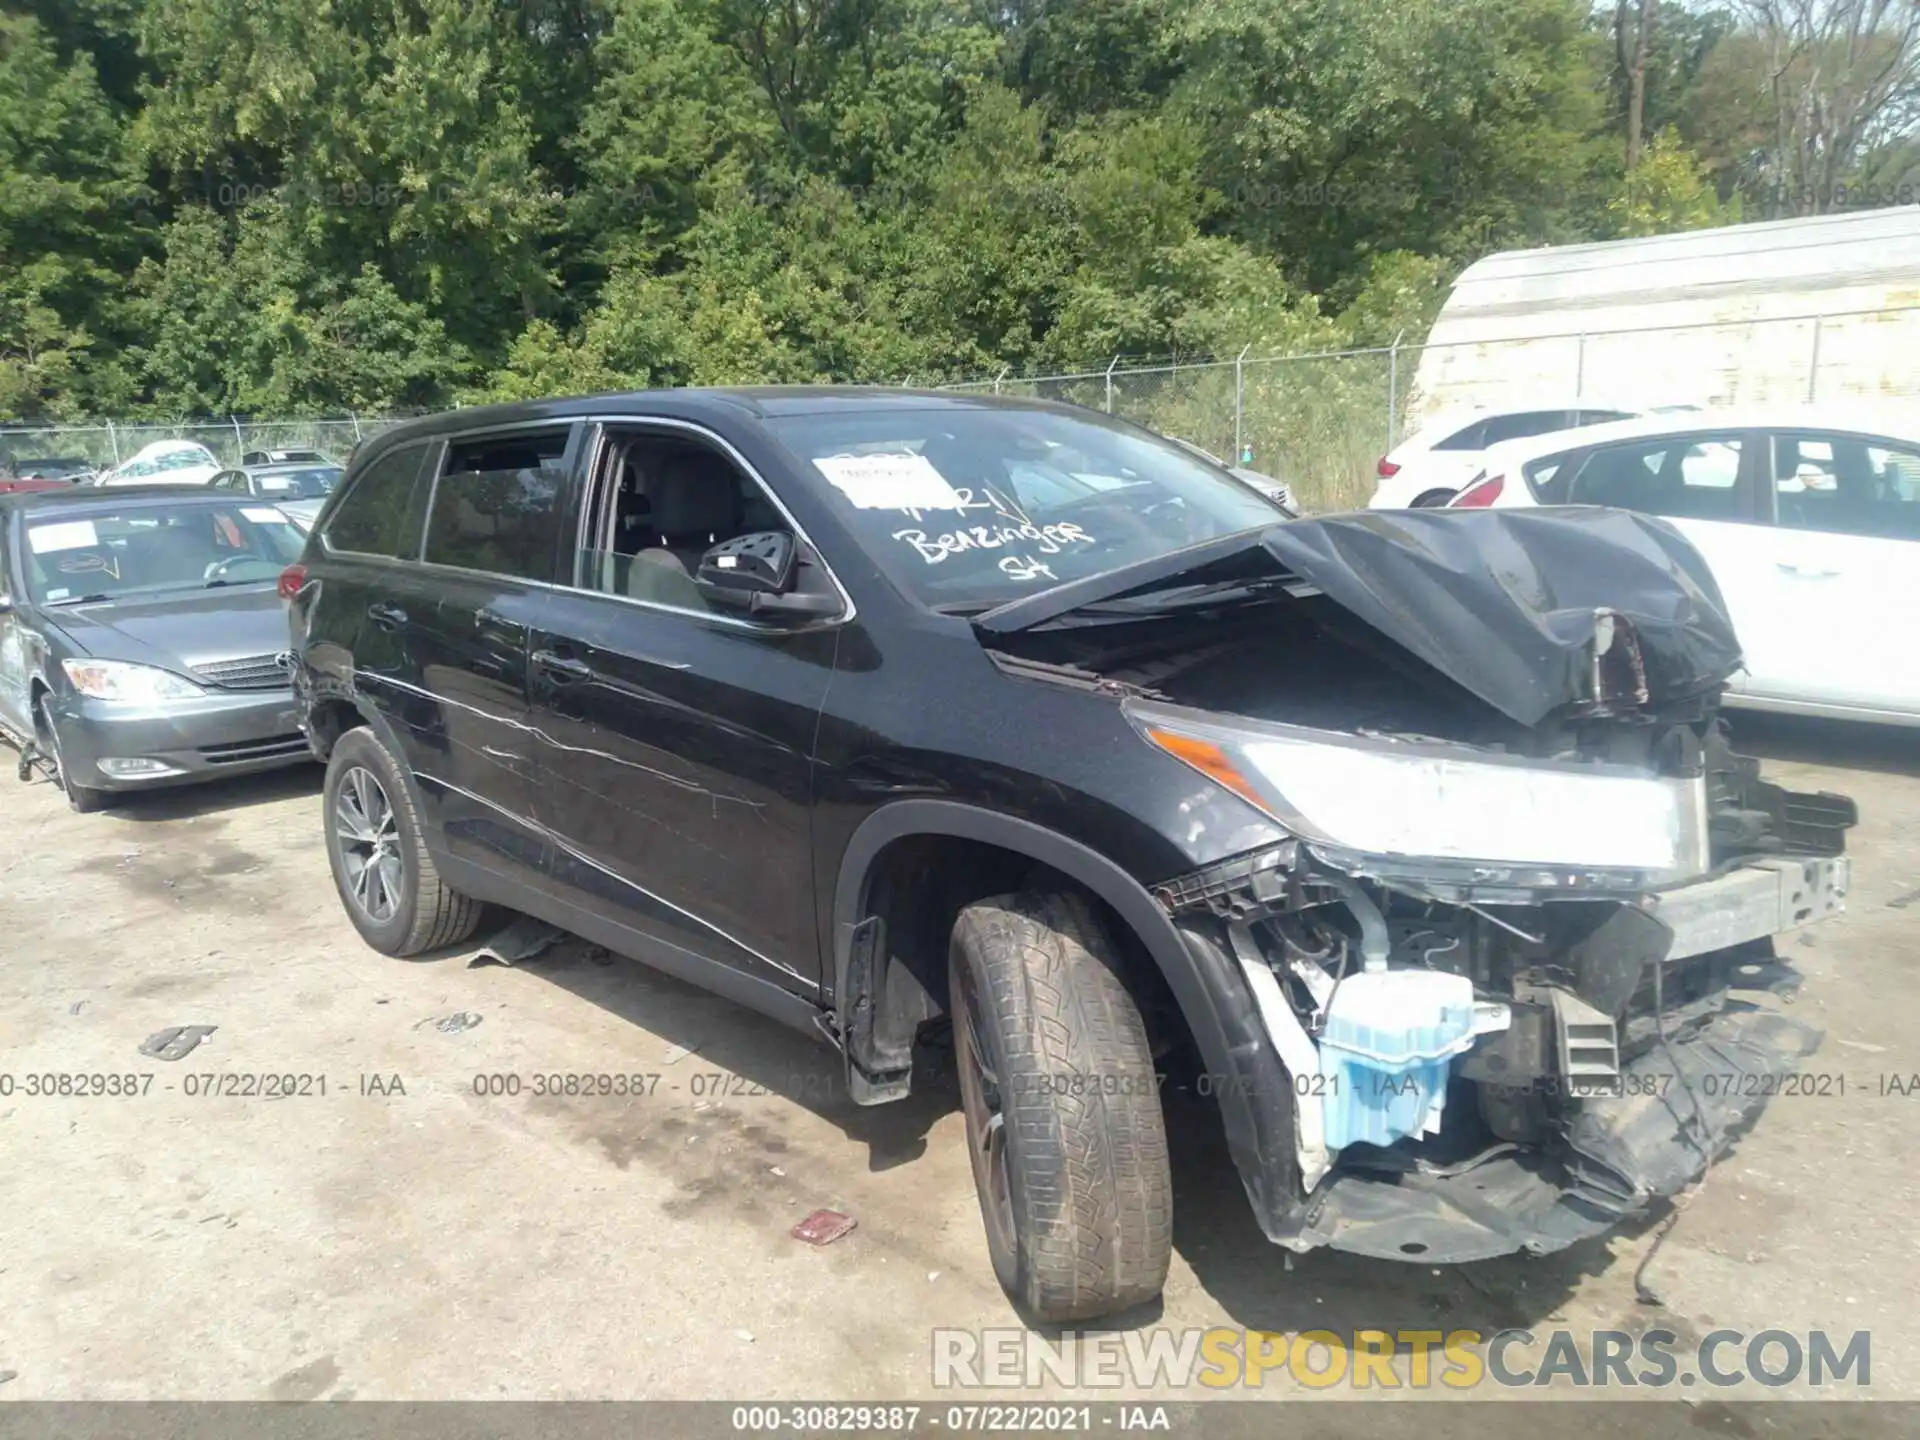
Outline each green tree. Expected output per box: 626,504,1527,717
0,14,145,419
1001,0,1183,120
10,0,1872,421
129,203,466,417
136,0,563,354
1174,0,1613,295
1605,127,1739,235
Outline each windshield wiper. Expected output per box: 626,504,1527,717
1070,576,1293,618
45,593,114,607
972,526,1289,637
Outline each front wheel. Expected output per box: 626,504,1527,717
322,727,483,956
950,891,1172,1321
35,698,110,813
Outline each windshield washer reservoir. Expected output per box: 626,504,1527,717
1318,970,1509,1150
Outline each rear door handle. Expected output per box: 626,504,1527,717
533,649,594,684
366,602,408,630
1776,563,1842,579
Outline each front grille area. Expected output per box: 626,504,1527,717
192,654,291,691
197,734,309,765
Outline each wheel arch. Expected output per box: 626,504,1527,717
303,688,441,845
829,800,1247,1114
303,689,375,761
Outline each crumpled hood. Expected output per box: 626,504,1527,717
1258,508,1743,727
977,507,1743,729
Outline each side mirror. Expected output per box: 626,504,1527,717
697,530,795,596
0,593,13,616
695,531,841,620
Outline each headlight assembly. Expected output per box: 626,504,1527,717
62,659,205,704
1130,699,1707,877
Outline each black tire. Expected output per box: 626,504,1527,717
949,890,1173,1321
35,697,111,813
1410,487,1457,508
322,726,483,956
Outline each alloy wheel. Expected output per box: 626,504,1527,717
953,960,1018,1265
335,765,404,923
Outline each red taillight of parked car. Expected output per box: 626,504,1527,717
1376,456,1401,478
277,563,308,601
1452,474,1505,507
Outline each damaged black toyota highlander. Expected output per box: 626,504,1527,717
287,390,1854,1322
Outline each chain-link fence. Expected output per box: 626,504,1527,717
944,346,1421,513
943,304,1920,513
0,417,406,477
10,304,1916,508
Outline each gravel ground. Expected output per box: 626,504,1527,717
0,711,1913,1411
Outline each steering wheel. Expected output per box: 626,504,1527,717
203,554,279,585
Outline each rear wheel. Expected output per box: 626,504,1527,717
949,891,1172,1321
35,697,110,813
323,727,483,956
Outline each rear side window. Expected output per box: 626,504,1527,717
1567,434,1748,521
423,428,573,582
1431,420,1487,451
1523,452,1578,501
1478,410,1576,446
325,442,430,556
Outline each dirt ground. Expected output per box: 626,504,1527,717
0,712,1914,1409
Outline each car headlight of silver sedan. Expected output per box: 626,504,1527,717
62,658,206,704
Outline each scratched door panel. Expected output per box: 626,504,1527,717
404,567,553,878
528,588,834,995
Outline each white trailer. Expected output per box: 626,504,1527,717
1409,206,1920,428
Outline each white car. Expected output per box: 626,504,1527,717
1370,400,1698,510
1445,405,1920,726
96,439,223,487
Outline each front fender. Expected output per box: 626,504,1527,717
830,799,1301,1227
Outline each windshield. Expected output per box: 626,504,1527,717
252,465,342,499
768,408,1285,607
22,502,307,605
15,458,91,479
120,446,215,477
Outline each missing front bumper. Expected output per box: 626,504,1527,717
1654,856,1849,960
1181,853,1848,1263
1270,999,1821,1263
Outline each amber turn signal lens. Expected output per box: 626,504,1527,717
1144,727,1269,812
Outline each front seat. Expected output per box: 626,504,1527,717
628,450,740,609
140,525,219,586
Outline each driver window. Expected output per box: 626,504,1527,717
574,431,815,615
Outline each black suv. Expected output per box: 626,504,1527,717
287,389,1853,1320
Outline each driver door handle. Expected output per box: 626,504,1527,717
1776,562,1841,579
366,602,408,630
533,649,594,684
